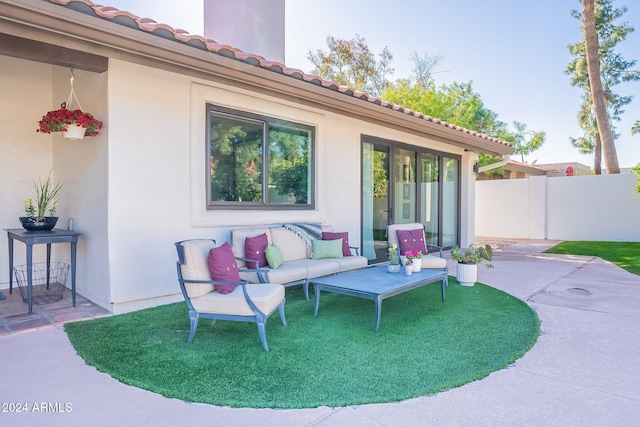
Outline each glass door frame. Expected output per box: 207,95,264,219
361,135,462,260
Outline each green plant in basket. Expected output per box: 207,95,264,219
23,173,64,217
451,244,494,268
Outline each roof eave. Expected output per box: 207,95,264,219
0,0,513,156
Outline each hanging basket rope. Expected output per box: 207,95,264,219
36,68,103,138
63,71,84,111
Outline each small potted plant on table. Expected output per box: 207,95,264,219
404,257,413,275
19,173,65,231
387,243,401,273
451,244,493,286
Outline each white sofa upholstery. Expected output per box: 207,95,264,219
230,225,368,299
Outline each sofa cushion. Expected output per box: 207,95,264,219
265,244,284,269
240,262,308,285
180,239,217,298
421,254,447,269
289,258,340,278
324,255,369,272
311,239,344,260
322,231,351,256
230,227,272,267
207,242,240,294
245,233,268,269
270,227,308,261
191,283,284,316
396,229,428,255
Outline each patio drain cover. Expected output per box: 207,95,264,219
567,287,591,296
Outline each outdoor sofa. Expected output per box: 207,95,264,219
230,224,368,299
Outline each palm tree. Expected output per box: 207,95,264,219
581,0,620,174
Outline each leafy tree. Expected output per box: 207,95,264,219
633,120,640,135
567,0,640,174
508,121,546,164
382,79,544,173
632,163,640,194
410,51,443,87
307,34,393,97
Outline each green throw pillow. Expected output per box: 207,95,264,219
312,238,344,260
265,244,284,269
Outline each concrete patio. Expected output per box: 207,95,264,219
1,239,639,426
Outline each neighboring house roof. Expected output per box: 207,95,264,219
505,161,548,175
2,0,513,155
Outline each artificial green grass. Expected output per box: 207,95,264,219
64,279,539,409
545,241,640,276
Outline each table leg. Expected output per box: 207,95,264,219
26,243,33,315
374,298,382,332
70,241,77,307
8,236,13,294
313,286,321,317
46,244,52,289
441,278,446,302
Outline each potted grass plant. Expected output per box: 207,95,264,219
19,173,65,231
451,244,493,286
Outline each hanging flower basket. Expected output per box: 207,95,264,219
36,70,103,140
37,108,102,139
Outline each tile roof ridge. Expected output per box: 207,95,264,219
46,0,511,149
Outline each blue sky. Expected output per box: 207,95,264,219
105,0,640,168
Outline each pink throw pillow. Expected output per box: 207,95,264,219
207,242,240,294
396,229,428,255
244,233,268,269
322,231,351,257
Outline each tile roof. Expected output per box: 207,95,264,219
49,0,511,149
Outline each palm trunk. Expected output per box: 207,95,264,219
582,0,620,174
594,133,602,175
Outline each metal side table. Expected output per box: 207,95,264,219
5,228,82,315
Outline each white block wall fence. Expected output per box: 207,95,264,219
476,174,640,242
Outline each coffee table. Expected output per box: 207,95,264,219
312,265,448,332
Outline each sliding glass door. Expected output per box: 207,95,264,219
362,137,460,263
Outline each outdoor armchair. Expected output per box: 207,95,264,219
387,223,448,273
175,239,287,352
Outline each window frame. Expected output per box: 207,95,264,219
206,104,315,210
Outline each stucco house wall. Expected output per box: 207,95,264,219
0,0,508,314
0,55,481,315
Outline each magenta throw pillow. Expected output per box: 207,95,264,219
207,242,240,294
322,231,351,256
244,233,268,269
396,229,428,255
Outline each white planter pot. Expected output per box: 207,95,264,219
456,263,478,286
64,124,85,140
404,265,413,275
412,258,422,272
387,264,401,273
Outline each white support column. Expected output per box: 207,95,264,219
460,151,479,248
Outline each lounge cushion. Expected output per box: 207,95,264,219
271,227,308,261
265,244,284,269
322,231,351,256
180,239,217,298
230,228,272,267
207,242,240,294
239,262,308,285
396,229,428,255
324,255,369,272
245,233,268,269
421,254,447,269
191,283,285,316
311,238,344,260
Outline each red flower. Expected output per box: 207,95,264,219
37,108,103,137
